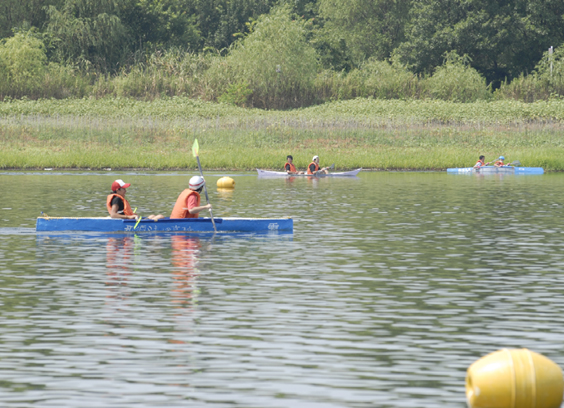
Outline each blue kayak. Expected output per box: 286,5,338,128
447,166,544,175
36,216,293,233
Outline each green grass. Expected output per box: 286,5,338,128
2,97,564,170
1,96,564,121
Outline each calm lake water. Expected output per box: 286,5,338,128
1,170,564,407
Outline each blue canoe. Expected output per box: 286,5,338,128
36,216,293,233
447,166,544,175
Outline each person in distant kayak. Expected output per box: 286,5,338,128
307,155,329,175
494,156,507,167
107,179,164,220
284,155,304,175
170,176,212,219
473,155,490,168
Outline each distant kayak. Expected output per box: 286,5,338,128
257,168,362,177
447,166,544,175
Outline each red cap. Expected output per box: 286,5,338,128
111,179,131,191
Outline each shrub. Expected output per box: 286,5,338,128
218,81,253,106
0,32,48,98
496,46,564,101
204,6,319,109
314,58,420,101
423,52,491,102
93,49,212,99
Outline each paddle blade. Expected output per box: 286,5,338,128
328,163,335,170
512,160,521,166
192,139,199,157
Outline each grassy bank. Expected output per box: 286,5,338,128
2,98,564,171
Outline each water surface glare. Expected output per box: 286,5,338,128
1,171,564,407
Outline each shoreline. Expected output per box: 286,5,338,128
0,167,559,172
2,98,564,171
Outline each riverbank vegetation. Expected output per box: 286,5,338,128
1,0,564,170
1,2,564,106
1,98,564,171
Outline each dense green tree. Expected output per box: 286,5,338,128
46,0,129,71
317,0,412,66
396,0,564,87
186,0,275,52
119,0,200,51
207,6,319,108
0,0,63,39
0,31,48,94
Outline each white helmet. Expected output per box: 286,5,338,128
312,155,319,161
189,175,205,190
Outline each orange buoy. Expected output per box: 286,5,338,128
466,349,563,408
217,176,235,189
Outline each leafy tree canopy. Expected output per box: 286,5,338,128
395,0,564,87
318,0,412,66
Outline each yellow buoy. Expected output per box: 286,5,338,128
466,348,563,408
216,176,235,189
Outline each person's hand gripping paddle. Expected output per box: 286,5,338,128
192,139,217,233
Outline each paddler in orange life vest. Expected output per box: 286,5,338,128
493,156,508,167
107,179,164,220
284,155,304,175
307,155,329,175
473,155,490,169
170,176,212,219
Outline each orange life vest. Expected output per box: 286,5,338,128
170,189,201,219
307,162,319,175
495,160,505,167
475,159,485,167
106,194,134,216
285,162,297,172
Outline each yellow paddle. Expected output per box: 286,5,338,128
133,208,142,230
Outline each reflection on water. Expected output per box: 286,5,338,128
170,235,201,309
1,172,564,407
106,236,133,293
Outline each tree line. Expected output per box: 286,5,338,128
0,0,563,107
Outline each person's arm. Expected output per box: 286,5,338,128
187,204,212,214
184,194,212,215
109,203,137,219
285,164,294,174
309,163,317,174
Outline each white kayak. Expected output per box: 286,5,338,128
257,168,362,177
